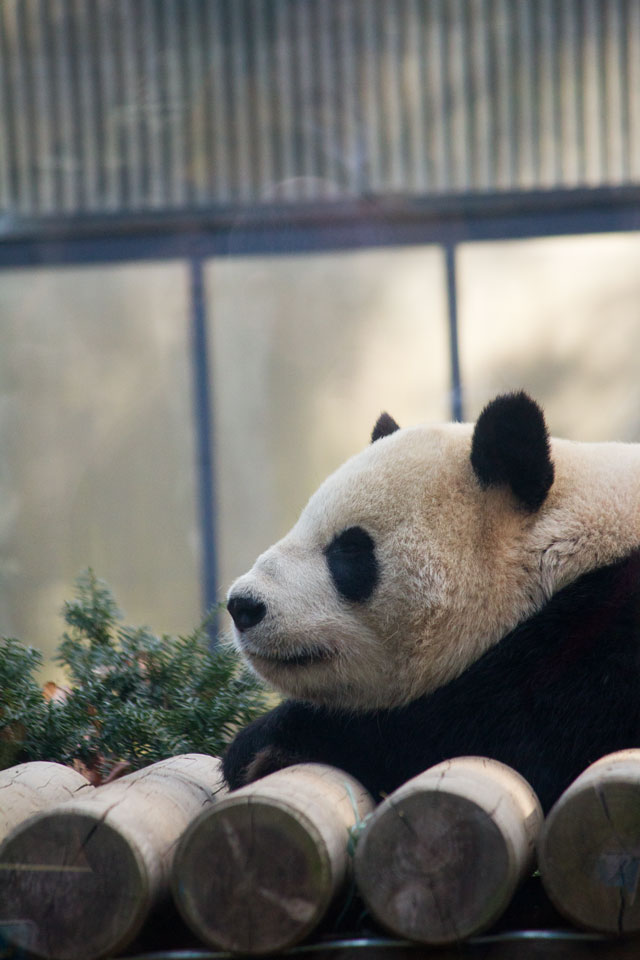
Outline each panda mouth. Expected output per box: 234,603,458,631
248,646,335,668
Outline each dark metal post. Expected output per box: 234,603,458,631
444,243,464,422
189,256,218,640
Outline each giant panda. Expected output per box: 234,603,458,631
223,391,640,811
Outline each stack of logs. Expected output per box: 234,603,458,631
2,749,640,958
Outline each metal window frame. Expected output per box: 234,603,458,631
1,185,640,617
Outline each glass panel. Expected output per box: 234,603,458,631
458,232,640,440
0,262,200,673
207,245,449,592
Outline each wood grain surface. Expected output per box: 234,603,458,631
354,756,543,944
0,754,226,960
539,749,640,935
0,760,92,844
173,762,374,954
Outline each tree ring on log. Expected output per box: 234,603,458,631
0,811,148,960
173,796,333,954
540,750,640,935
355,789,515,943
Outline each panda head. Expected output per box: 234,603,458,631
227,392,640,710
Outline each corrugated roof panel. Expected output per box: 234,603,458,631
0,0,639,218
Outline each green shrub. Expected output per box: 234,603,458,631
0,639,48,769
0,571,269,781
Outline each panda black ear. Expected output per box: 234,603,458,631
470,392,554,510
371,412,401,443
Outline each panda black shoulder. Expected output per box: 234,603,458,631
382,549,640,811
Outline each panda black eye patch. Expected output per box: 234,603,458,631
324,526,379,603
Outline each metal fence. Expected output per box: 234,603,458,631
1,0,639,222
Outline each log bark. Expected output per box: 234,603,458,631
539,748,640,935
354,756,543,944
0,753,225,960
0,761,92,844
172,762,374,954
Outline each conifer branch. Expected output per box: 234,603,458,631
0,571,269,781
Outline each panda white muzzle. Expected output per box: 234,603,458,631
227,589,339,670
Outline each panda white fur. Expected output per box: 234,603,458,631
224,392,640,811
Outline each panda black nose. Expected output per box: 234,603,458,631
227,594,267,631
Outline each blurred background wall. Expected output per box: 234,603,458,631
0,0,639,668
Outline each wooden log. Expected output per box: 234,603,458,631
539,748,640,935
0,753,226,960
0,761,92,844
354,756,543,944
172,762,374,954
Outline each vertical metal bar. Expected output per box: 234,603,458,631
39,0,63,210
494,0,516,188
583,0,604,185
66,0,87,209
595,0,608,182
310,1,329,198
0,2,9,213
0,1,17,212
154,0,172,207
208,0,230,202
428,0,448,191
384,0,405,192
189,257,218,635
75,0,99,210
111,0,127,209
252,0,275,201
628,0,640,181
184,0,205,206
318,0,339,189
120,0,143,208
52,0,76,210
450,0,472,191
603,0,624,183
232,0,255,202
21,0,43,210
7,0,34,212
294,0,314,199
361,0,382,193
96,0,120,208
549,0,562,186
274,0,296,199
469,0,491,190
164,0,185,206
614,0,630,182
574,0,586,184
516,0,536,189
339,0,359,195
142,0,163,206
538,0,558,187
408,0,429,191
243,2,262,199
444,244,463,424
560,0,581,186
83,0,106,206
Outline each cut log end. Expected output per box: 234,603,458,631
0,755,226,960
173,764,373,955
354,758,542,945
355,790,511,943
174,797,331,954
0,811,147,960
540,756,640,935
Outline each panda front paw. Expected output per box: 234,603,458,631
222,707,304,789
240,743,306,785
